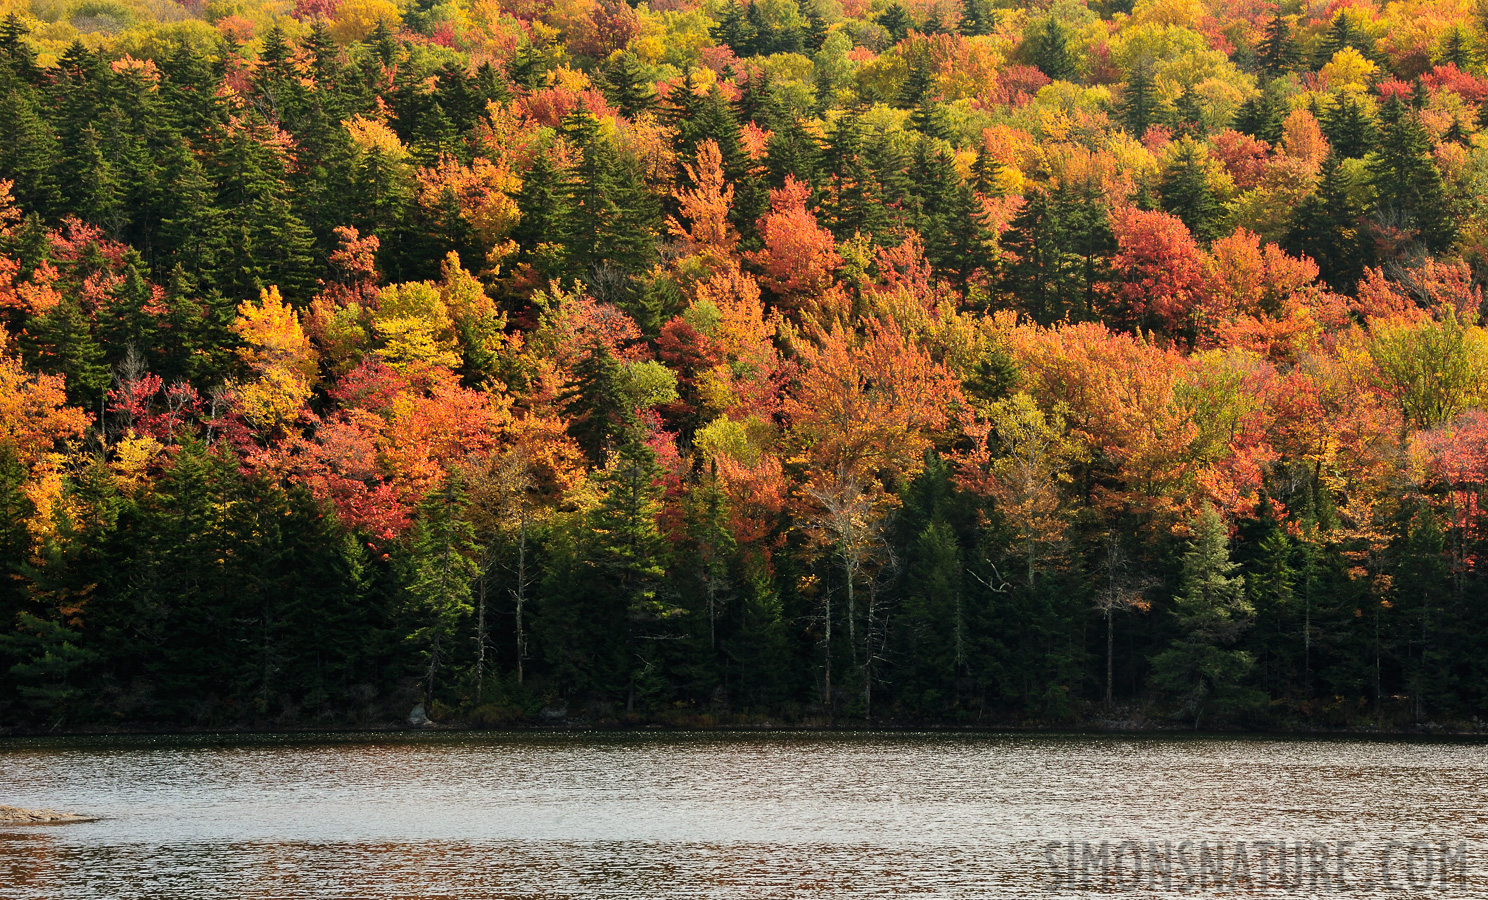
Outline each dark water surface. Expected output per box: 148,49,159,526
2,731,1485,898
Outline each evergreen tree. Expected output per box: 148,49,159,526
1284,153,1371,291
916,142,988,288
1120,61,1157,136
712,0,758,55
802,0,830,52
1312,11,1375,67
1160,139,1223,243
506,42,549,91
559,109,660,280
0,13,41,84
1150,506,1262,728
1256,11,1301,77
1439,27,1477,69
1320,92,1376,160
1233,80,1286,144
958,0,994,36
562,341,632,463
879,3,911,42
820,109,889,239
404,478,479,706
514,148,569,277
0,86,62,217
22,299,110,415
604,53,658,118
1170,84,1207,139
1000,178,1113,323
1369,97,1456,253
1031,17,1078,82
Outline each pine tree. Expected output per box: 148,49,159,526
1160,139,1223,243
879,3,910,42
1369,97,1456,253
405,477,479,706
1150,506,1261,728
1320,92,1376,160
1031,17,1078,82
767,115,821,190
1233,81,1286,144
0,86,62,217
1120,61,1157,136
559,109,660,280
1256,11,1301,77
604,53,657,118
958,0,994,36
1284,153,1370,291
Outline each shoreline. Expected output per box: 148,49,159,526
2,721,1485,741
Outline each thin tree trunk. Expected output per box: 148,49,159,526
1105,608,1114,708
475,567,488,701
514,509,528,685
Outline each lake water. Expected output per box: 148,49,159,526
2,731,1485,898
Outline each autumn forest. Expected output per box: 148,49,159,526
0,0,1486,731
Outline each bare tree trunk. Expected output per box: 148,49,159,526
475,568,488,700
823,586,832,712
515,509,528,685
864,581,876,723
1105,608,1114,708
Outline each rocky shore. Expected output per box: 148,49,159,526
0,805,95,825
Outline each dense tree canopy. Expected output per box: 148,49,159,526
1,0,1488,730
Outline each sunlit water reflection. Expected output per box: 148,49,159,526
2,731,1485,897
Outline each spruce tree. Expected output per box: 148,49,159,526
1150,506,1261,728
1233,81,1286,144
1000,179,1112,323
879,3,910,42
604,53,657,118
1284,153,1370,291
405,477,479,706
22,299,110,414
1369,97,1455,253
1160,139,1223,243
1120,61,1157,136
0,14,40,84
1256,11,1301,77
0,87,62,217
1439,27,1477,69
514,149,568,277
712,0,758,55
506,42,549,91
1320,92,1376,159
559,109,660,280
1170,84,1207,139
802,0,830,52
1031,17,1078,82
588,432,669,711
958,0,994,36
